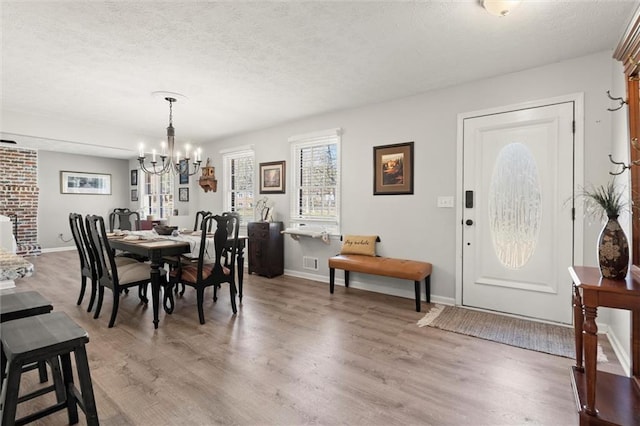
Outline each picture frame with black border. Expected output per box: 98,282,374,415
259,160,286,194
179,187,189,202
131,169,138,186
179,160,189,184
373,141,414,195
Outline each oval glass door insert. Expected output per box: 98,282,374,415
488,143,542,269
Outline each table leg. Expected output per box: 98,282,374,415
583,305,598,416
573,284,584,371
237,241,244,301
149,253,162,329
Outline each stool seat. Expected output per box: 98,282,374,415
0,291,53,322
2,312,88,363
0,291,56,387
1,312,98,426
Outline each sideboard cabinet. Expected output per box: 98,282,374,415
247,221,284,278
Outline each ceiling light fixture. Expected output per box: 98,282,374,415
483,0,521,17
138,96,202,176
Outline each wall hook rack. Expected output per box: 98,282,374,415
608,154,640,175
606,90,627,111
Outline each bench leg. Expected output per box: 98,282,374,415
329,268,335,293
414,281,421,312
425,275,431,303
344,271,349,288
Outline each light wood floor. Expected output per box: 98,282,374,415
4,251,622,425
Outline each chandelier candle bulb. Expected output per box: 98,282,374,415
152,149,156,162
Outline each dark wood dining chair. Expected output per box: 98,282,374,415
69,213,97,312
69,213,139,313
108,208,140,232
85,215,162,328
168,213,240,324
167,210,213,295
194,210,213,232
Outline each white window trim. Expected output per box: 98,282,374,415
222,148,255,225
289,128,342,236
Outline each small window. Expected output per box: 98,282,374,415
222,149,255,225
290,128,341,235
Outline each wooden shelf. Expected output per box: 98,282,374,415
571,366,640,425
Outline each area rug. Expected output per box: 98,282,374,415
417,304,607,361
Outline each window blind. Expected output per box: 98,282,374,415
223,149,255,224
290,128,341,234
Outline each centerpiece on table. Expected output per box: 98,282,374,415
578,180,629,279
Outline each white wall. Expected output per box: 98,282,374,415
16,48,631,368
38,151,129,249
194,50,614,304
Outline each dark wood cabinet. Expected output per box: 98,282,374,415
247,221,283,278
569,266,640,426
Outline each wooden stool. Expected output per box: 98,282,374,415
0,312,99,426
0,291,57,388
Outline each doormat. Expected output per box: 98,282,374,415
418,304,607,361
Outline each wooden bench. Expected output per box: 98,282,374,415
328,254,432,312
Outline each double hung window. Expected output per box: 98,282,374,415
222,148,255,225
289,128,341,235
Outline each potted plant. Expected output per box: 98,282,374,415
578,180,629,279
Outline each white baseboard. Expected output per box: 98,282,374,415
282,269,454,305
41,246,75,253
606,327,631,375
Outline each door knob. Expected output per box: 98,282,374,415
465,219,474,226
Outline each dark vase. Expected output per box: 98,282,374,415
598,215,629,280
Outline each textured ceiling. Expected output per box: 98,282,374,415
1,1,639,158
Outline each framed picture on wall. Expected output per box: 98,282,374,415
179,160,189,184
60,171,112,195
131,189,138,201
131,169,138,186
179,187,189,202
259,161,286,194
373,142,414,195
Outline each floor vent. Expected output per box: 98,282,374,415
303,256,319,270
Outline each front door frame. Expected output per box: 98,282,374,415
454,93,585,310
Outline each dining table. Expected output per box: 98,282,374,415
108,230,247,329
108,236,189,329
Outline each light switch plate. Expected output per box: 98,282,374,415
437,196,454,208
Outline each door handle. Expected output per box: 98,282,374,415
465,219,474,226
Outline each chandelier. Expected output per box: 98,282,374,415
138,97,202,176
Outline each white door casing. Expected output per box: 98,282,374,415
455,95,584,324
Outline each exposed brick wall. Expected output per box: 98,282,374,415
0,146,41,256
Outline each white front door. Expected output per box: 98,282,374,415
460,100,578,324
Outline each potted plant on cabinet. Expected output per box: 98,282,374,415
578,180,629,279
